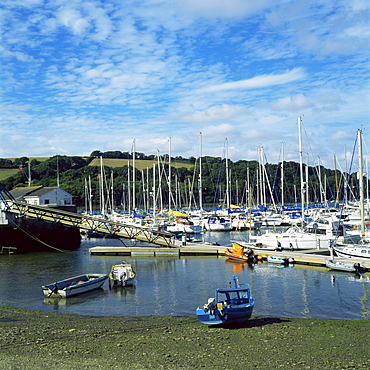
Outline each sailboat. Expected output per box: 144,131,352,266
333,129,370,259
248,118,359,251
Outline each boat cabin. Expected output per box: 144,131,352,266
216,287,252,305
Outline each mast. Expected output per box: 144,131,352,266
281,142,284,208
28,161,31,187
88,175,92,214
168,137,172,211
141,170,146,213
225,137,230,209
305,153,309,209
152,162,156,222
84,178,88,214
298,116,305,222
334,155,339,206
257,147,262,206
127,160,131,215
132,139,136,211
317,156,323,205
146,167,149,212
56,154,60,188
100,156,105,216
261,147,267,207
157,150,163,213
110,171,114,214
199,132,203,211
358,129,365,242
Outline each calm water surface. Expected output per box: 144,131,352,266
0,231,369,319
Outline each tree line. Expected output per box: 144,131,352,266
0,151,366,210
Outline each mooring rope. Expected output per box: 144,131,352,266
7,217,70,253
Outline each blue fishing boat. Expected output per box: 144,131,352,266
196,275,254,325
42,274,108,298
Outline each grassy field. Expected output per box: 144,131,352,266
0,168,20,181
0,157,193,182
89,158,193,170
0,158,49,182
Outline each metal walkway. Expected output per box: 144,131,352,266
1,198,176,248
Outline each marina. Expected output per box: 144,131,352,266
88,243,370,270
1,232,369,320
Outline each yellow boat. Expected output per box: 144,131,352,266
109,261,136,287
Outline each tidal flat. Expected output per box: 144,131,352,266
0,306,369,369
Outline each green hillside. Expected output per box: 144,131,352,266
0,168,20,181
88,158,193,170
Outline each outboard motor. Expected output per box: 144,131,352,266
353,263,362,273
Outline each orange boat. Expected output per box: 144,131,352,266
225,243,255,263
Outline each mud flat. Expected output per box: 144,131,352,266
0,306,369,369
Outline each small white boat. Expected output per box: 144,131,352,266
267,255,294,264
109,262,136,287
326,244,366,273
42,274,108,298
325,259,366,273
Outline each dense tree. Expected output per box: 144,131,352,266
0,154,368,210
13,157,29,168
0,158,14,168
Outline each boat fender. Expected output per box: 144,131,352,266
217,302,224,316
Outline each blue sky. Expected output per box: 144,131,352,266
1,0,369,170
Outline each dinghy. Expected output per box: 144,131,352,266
225,242,255,263
267,255,294,265
42,274,108,298
109,261,136,287
326,244,366,273
325,259,366,273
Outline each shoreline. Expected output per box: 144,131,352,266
1,305,369,369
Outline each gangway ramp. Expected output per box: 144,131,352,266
3,200,176,248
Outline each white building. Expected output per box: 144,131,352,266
10,186,73,206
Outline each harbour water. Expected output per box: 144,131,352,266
0,231,369,319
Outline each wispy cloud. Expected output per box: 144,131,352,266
199,68,305,93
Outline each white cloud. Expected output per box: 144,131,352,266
57,7,90,35
199,68,305,93
179,104,247,123
182,0,272,19
330,130,353,141
202,124,238,143
270,94,314,112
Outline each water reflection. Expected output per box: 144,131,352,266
0,234,369,319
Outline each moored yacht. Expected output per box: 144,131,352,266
249,217,360,251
